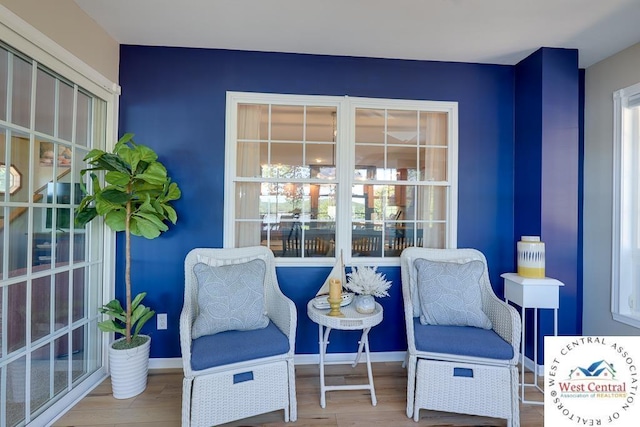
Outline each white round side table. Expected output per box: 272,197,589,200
307,300,383,408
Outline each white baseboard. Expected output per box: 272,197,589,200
148,351,407,370
149,357,183,370
521,354,544,375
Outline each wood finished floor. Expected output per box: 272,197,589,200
53,362,544,427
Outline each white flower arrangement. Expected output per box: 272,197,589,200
345,266,392,298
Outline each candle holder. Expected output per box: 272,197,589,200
327,297,344,317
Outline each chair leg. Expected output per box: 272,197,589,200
182,377,193,427
510,365,520,427
287,359,297,422
406,355,417,418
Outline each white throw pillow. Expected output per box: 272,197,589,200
191,259,269,339
415,258,492,329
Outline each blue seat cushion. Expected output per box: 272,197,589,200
413,318,514,360
191,321,289,371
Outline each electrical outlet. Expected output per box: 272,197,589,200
157,313,168,330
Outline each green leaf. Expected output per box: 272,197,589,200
99,188,130,204
138,199,156,213
105,171,131,186
83,148,107,162
131,292,147,311
136,144,158,164
104,210,127,232
118,146,143,172
128,217,138,236
115,133,135,149
163,204,178,224
95,196,126,216
75,207,97,227
166,182,181,201
98,319,125,334
135,211,169,231
102,299,124,313
133,308,155,337
131,216,163,239
137,163,168,186
92,152,131,174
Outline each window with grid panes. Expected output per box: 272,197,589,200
225,92,457,265
612,82,640,328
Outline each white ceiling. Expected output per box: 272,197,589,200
74,0,640,68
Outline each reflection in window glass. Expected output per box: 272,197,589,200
11,54,32,128
35,68,55,135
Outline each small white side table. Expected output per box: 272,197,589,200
501,272,564,405
307,300,383,408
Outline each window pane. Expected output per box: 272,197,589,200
355,108,384,144
421,223,447,248
420,111,448,146
0,47,7,121
33,209,54,270
8,208,29,278
388,146,419,180
58,81,74,141
352,228,383,257
306,107,336,142
306,143,335,168
32,274,52,342
6,356,27,426
30,344,52,414
11,55,32,128
420,146,447,181
355,145,384,172
35,68,55,135
53,335,70,395
55,270,70,330
7,281,26,353
388,109,418,145
9,132,30,204
272,142,303,169
237,104,268,140
271,105,303,141
75,90,91,146
415,186,447,222
71,325,88,382
72,267,86,322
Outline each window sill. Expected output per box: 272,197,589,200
612,312,640,329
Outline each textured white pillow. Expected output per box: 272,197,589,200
415,258,492,329
191,259,269,339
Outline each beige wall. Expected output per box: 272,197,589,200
1,0,119,83
583,42,640,335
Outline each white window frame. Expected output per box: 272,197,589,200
612,82,640,329
225,92,458,266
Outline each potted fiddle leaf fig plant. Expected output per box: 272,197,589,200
75,132,181,399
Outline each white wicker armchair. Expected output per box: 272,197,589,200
400,247,521,427
180,246,297,426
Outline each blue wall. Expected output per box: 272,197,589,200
118,45,524,358
514,48,582,363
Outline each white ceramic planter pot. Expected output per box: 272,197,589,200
354,294,376,314
109,335,151,399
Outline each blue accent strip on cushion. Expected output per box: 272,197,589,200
233,371,254,384
453,367,474,378
413,318,514,360
191,321,290,371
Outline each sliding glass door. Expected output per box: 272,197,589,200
0,42,108,427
